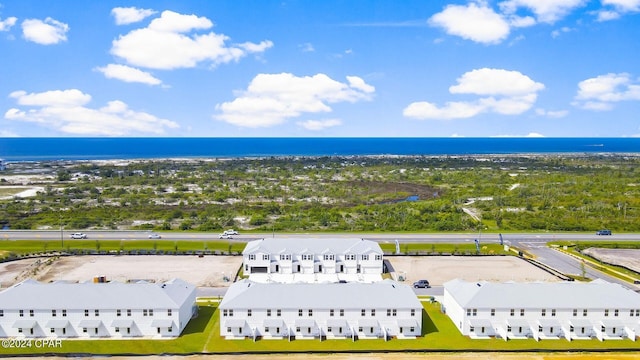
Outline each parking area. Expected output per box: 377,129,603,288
387,256,560,286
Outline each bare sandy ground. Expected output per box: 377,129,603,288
388,255,560,285
582,248,640,273
0,255,243,287
1,254,560,290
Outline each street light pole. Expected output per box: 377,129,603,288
60,212,63,249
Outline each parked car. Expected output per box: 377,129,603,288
148,233,161,239
219,233,233,239
70,232,87,239
596,229,612,235
413,279,431,288
223,229,239,235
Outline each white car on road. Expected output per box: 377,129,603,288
223,229,239,235
70,232,87,239
219,233,233,239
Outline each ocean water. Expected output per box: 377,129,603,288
1,137,639,161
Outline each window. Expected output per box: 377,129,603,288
346,254,355,260
95,309,99,316
371,309,376,316
330,309,335,316
262,254,269,260
520,309,525,316
507,326,512,332
52,310,57,317
361,254,369,261
277,309,281,317
115,327,120,333
614,309,618,317
551,309,556,317
223,309,228,317
387,309,391,316
467,309,471,316
51,328,55,333
248,254,256,260
392,309,397,317
267,309,272,317
296,327,301,333
604,309,609,317
0,310,3,317
541,309,546,317
324,254,335,261
299,309,303,316
510,309,515,316
84,309,89,317
470,326,474,332
583,309,588,316
264,327,268,333
280,254,291,260
29,309,34,317
227,327,231,333
327,327,332,332
538,325,543,332
168,309,172,316
83,328,87,333
411,309,416,317
117,309,121,317
375,255,382,260
472,309,477,316
490,309,495,317
410,327,415,332
127,309,131,317
361,309,366,316
308,309,313,316
340,309,344,317
62,309,67,317
228,309,232,317
631,310,635,317
144,309,148,316
247,309,252,317
358,326,363,332
302,254,313,261
573,309,578,317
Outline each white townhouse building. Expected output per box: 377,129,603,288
0,278,196,339
218,279,422,340
443,279,640,341
242,238,384,283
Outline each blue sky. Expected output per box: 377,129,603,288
1,0,639,137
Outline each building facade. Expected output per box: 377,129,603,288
0,278,196,339
443,279,640,341
242,238,384,282
219,279,422,340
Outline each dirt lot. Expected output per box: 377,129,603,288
582,248,640,273
388,256,560,285
1,255,558,289
0,255,243,287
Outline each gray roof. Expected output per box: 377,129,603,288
220,280,420,310
0,278,195,310
444,279,640,309
243,238,382,256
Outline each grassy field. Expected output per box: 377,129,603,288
2,302,639,356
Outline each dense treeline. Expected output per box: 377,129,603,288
1,155,639,232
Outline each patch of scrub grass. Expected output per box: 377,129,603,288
379,243,508,255
2,303,640,356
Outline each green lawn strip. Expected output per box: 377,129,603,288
2,303,639,356
0,240,247,258
379,243,508,255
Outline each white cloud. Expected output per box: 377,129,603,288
21,17,69,45
597,0,640,21
299,43,315,52
5,89,178,135
499,0,587,24
95,64,162,86
111,10,272,70
403,68,544,120
574,73,640,110
215,73,374,128
429,1,510,44
535,108,569,118
297,119,343,131
0,16,17,31
0,130,19,137
111,7,157,25
492,132,545,137
551,26,573,38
